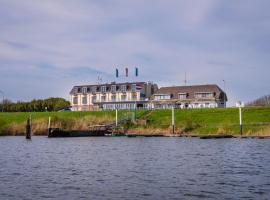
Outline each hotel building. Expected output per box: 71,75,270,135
70,82,158,111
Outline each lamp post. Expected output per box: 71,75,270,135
172,106,175,134
223,80,226,108
0,90,4,112
236,101,245,136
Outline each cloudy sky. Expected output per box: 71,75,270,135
0,0,269,105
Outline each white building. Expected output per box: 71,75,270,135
70,82,158,111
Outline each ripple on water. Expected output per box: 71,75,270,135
0,137,270,199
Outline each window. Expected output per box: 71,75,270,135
82,87,87,94
195,92,213,98
82,95,87,104
91,86,97,93
121,85,126,92
111,85,116,93
92,95,97,103
101,95,106,102
179,93,187,100
111,95,116,102
121,95,127,101
132,94,137,100
87,87,90,92
77,87,81,93
73,96,78,104
101,86,106,93
131,84,136,91
154,94,171,100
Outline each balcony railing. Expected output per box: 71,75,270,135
93,98,146,103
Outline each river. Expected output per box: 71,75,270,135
0,136,269,200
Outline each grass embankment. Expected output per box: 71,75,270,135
0,112,111,135
127,107,270,136
0,107,269,136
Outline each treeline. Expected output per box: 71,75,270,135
247,95,270,106
0,98,70,112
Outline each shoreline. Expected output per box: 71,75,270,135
1,107,270,137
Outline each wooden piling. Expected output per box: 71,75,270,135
48,116,51,136
26,115,32,139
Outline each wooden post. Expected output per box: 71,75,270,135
239,107,242,135
172,107,175,134
48,116,51,135
26,115,32,139
116,109,118,127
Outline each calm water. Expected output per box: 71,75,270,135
0,137,270,200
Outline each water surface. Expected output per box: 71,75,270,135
0,137,270,199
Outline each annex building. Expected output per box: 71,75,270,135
151,84,227,109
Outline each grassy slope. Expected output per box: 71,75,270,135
0,107,269,135
139,107,270,135
0,110,146,135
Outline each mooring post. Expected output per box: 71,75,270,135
239,107,242,136
172,107,175,134
48,116,51,135
26,115,32,139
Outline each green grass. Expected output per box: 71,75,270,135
141,107,270,135
0,110,147,135
0,107,269,135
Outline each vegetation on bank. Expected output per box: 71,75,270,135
0,107,269,136
0,98,70,112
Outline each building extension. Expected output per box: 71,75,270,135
151,84,227,109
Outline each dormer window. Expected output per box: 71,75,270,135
101,86,106,93
131,84,136,91
179,93,187,100
195,92,214,98
82,87,87,94
91,86,97,93
154,94,171,100
121,85,126,92
111,85,116,93
77,87,81,93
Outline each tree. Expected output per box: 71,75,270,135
0,98,70,112
247,95,270,106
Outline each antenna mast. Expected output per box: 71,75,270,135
184,72,187,86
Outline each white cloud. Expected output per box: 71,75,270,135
0,0,269,105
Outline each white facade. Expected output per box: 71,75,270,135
70,82,157,111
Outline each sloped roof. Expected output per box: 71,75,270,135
70,82,146,94
153,84,227,101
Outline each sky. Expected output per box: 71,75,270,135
0,0,269,106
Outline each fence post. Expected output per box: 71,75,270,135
116,109,118,127
239,107,242,135
172,107,175,134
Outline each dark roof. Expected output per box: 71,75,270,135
70,82,146,94
153,84,227,101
